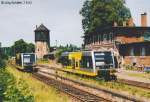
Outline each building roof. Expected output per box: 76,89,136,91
120,41,150,46
113,27,150,36
35,24,49,31
84,26,150,37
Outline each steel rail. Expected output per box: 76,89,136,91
36,64,150,89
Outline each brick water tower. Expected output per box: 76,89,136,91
34,24,50,59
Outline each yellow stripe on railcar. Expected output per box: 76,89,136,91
62,68,97,77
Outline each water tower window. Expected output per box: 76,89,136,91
41,32,44,35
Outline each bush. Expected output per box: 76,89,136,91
0,49,7,69
0,58,6,69
0,67,34,102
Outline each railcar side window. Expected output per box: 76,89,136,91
61,56,71,66
76,62,78,67
81,56,93,69
87,62,90,67
94,52,113,65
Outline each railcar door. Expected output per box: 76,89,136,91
72,58,75,69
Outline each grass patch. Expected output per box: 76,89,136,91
7,65,72,102
127,73,150,79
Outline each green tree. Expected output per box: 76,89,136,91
0,48,7,68
11,39,35,55
80,0,131,34
0,58,6,68
27,43,35,53
0,49,8,60
56,44,80,62
13,39,28,54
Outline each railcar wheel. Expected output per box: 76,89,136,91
110,75,117,81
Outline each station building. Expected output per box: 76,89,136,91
83,13,150,67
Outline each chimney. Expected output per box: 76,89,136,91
123,21,126,27
141,12,147,27
128,18,134,26
114,21,118,27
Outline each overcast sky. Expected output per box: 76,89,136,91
0,0,150,47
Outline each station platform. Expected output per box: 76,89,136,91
116,69,150,84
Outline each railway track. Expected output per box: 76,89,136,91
33,72,109,102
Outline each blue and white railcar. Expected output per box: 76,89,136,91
16,53,36,68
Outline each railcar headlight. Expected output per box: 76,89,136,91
96,67,99,70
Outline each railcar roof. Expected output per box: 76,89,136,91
61,52,69,56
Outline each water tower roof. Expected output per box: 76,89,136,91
35,24,49,31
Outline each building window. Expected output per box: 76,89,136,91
86,38,89,44
88,38,90,44
93,36,95,44
145,46,150,56
96,35,98,43
109,33,113,42
103,34,107,41
107,34,109,41
143,32,150,41
90,37,93,44
94,36,96,44
85,38,87,45
98,35,101,43
91,36,93,44
130,48,134,56
141,47,145,56
101,34,103,41
94,35,97,44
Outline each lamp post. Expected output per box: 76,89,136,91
55,40,58,48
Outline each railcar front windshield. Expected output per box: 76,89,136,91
23,55,31,63
94,52,113,66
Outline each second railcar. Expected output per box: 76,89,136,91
60,51,117,80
